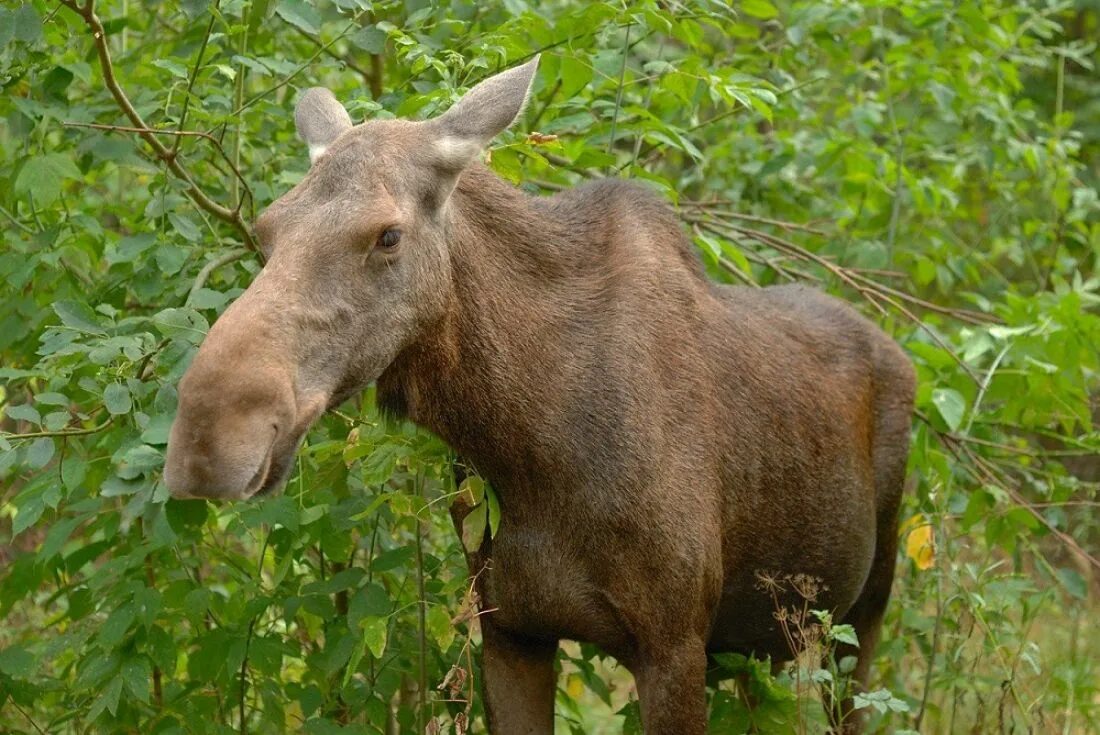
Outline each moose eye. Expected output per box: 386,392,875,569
376,228,401,251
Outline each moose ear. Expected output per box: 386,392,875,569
295,88,353,165
427,55,539,172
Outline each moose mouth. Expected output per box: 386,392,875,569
243,429,309,499
165,386,330,502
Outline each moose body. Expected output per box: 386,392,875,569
165,57,915,734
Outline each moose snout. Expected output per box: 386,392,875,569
162,323,326,501
164,425,276,501
164,380,288,501
164,362,331,501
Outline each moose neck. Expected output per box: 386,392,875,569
377,165,597,489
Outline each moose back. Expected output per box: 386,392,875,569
164,57,916,734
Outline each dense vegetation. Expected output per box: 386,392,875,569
1,0,1097,732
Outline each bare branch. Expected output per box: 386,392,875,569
59,1,258,251
63,122,254,218
187,249,249,305
680,203,830,235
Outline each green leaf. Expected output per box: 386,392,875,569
6,403,41,425
275,0,321,35
361,617,387,659
741,0,778,20
153,307,209,342
426,604,455,651
168,212,202,242
24,437,55,470
35,392,69,406
151,58,189,79
15,153,81,206
103,383,132,415
461,501,488,552
99,603,137,648
88,675,124,720
349,583,390,630
830,624,859,647
1057,567,1087,601
13,4,43,44
559,55,593,100
486,482,501,538
0,8,13,48
13,497,45,536
248,0,273,33
931,388,966,432
0,645,35,678
351,25,387,54
121,658,151,703
140,413,175,445
53,300,104,334
459,475,485,505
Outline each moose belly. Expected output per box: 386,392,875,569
476,525,638,657
707,509,877,659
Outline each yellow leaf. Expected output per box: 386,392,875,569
565,673,584,700
903,515,935,570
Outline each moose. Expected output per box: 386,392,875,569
164,56,915,734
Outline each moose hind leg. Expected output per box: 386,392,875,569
634,637,708,735
828,357,912,734
480,620,558,735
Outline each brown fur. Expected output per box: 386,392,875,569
165,59,915,734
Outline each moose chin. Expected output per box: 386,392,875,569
164,55,915,734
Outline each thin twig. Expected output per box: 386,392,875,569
627,39,663,172
9,701,47,735
878,9,905,266
2,416,113,440
606,23,631,160
935,429,1100,573
287,22,374,86
239,615,258,735
225,9,370,120
413,475,428,734
172,2,220,157
964,344,1011,435
366,11,384,100
0,202,35,234
681,204,829,235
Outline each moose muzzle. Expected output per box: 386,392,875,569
163,292,328,501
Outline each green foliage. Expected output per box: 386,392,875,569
1,0,1098,733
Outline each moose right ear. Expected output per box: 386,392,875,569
419,57,539,210
425,56,539,175
295,88,353,165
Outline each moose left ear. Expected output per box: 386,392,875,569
295,87,353,165
426,55,540,173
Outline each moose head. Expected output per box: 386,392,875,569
164,57,540,500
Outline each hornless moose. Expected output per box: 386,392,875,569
164,57,915,734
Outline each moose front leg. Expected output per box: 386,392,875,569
634,637,708,735
480,619,558,735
